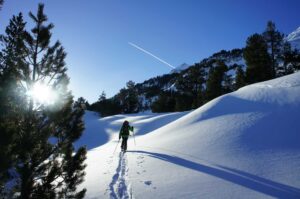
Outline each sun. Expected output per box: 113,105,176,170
28,82,58,105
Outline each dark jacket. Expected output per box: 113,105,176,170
119,123,134,139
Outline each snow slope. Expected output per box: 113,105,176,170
170,63,190,73
79,72,300,199
286,26,300,49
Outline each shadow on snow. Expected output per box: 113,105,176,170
128,150,300,199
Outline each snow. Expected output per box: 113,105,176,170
78,72,300,198
170,63,190,73
286,26,300,50
286,27,300,42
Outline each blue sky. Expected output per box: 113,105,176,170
1,0,299,102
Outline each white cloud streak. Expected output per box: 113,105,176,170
128,42,175,69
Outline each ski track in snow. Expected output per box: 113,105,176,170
109,152,133,199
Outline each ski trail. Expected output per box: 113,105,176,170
109,152,133,199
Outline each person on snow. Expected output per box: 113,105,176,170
119,120,134,152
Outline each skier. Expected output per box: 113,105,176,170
119,120,134,152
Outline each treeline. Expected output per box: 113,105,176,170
88,81,140,116
89,21,300,115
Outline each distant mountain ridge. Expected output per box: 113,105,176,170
286,26,300,49
135,48,245,111
170,63,190,73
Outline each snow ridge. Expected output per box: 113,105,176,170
286,26,300,42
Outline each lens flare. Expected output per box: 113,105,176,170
27,82,58,105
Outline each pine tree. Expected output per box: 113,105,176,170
205,61,227,101
0,13,28,197
235,66,246,89
279,41,300,75
0,69,25,197
151,91,175,113
292,49,300,71
263,21,284,77
0,0,3,10
244,33,272,84
0,4,86,198
77,97,89,110
116,81,139,113
174,93,193,112
223,73,233,93
125,81,139,113
98,91,106,102
175,64,206,108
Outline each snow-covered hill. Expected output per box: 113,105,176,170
79,72,300,199
286,26,300,49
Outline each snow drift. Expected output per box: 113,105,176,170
79,72,300,199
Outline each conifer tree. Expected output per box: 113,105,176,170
125,81,139,113
263,21,284,77
0,67,25,198
117,81,139,113
280,41,300,75
235,66,246,89
244,34,272,84
98,91,106,102
0,13,28,197
175,64,205,108
205,61,227,101
151,91,175,113
77,97,89,110
0,4,86,198
0,0,3,10
174,93,193,112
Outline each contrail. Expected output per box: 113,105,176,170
128,42,175,69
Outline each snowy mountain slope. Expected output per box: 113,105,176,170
79,72,300,199
286,26,300,49
170,63,190,73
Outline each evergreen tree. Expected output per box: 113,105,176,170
116,81,139,113
151,91,175,113
293,49,300,71
98,91,106,102
0,4,86,198
125,81,139,113
0,68,26,197
88,92,106,113
279,41,300,75
0,0,3,10
263,21,284,77
223,73,233,93
205,61,227,101
90,91,122,116
174,93,193,112
175,64,205,108
77,97,89,110
0,13,28,197
235,66,246,89
244,33,272,84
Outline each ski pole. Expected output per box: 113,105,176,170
113,139,120,154
133,130,136,146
